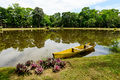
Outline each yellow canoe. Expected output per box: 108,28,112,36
52,43,95,58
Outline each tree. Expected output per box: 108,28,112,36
40,14,51,26
32,7,44,27
0,3,120,28
50,12,61,27
100,9,119,28
79,7,98,27
117,15,120,28
6,3,24,27
62,12,78,27
96,13,104,27
20,8,33,27
0,7,7,27
87,18,96,27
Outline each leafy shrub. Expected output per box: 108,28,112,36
52,65,60,72
59,61,66,68
44,58,54,69
110,40,120,53
38,60,43,65
16,63,30,75
25,60,33,66
35,66,44,75
31,63,38,70
15,58,66,75
54,58,66,68
55,58,61,63
51,60,56,67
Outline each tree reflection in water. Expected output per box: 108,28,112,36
0,30,120,52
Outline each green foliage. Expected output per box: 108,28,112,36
41,14,51,26
79,7,98,27
109,39,120,52
100,9,119,28
32,7,44,27
5,3,33,28
62,12,78,27
0,3,120,28
50,12,62,27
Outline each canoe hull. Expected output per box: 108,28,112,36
53,44,95,58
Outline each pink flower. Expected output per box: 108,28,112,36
53,65,60,72
55,65,60,70
56,58,61,63
31,63,38,70
35,66,44,74
38,60,43,64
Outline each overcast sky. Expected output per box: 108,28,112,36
0,0,120,15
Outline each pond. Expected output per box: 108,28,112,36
0,29,120,67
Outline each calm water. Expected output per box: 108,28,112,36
0,29,120,67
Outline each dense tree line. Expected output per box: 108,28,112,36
0,3,120,28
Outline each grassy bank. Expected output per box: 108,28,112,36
1,28,120,31
0,54,120,80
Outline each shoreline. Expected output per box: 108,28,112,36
0,28,120,31
0,53,120,80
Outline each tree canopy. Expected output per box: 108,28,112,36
0,4,120,28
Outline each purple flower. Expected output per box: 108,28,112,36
38,60,43,65
31,63,38,70
55,65,60,70
15,57,66,75
39,60,43,63
35,66,44,75
53,65,60,72
56,58,61,63
16,63,30,75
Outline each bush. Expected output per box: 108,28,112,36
16,63,30,75
25,60,33,66
15,58,66,75
31,63,38,70
35,66,44,75
109,40,120,53
52,65,60,72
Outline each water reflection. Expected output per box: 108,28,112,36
0,30,119,67
0,30,119,52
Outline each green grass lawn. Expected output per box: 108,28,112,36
0,54,120,80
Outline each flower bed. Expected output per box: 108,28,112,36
15,58,66,75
